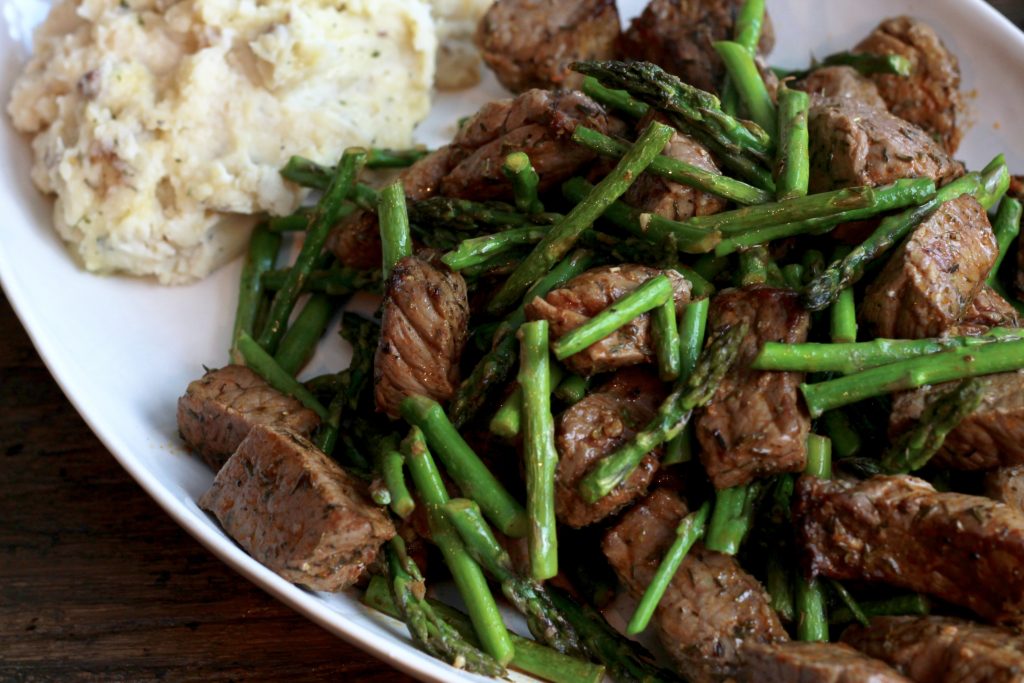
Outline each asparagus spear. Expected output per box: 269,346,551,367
261,267,381,296
314,313,378,454
685,185,878,235
579,323,747,503
273,294,336,376
401,396,528,538
663,297,711,465
235,331,329,421
490,362,565,439
442,499,583,655
504,152,544,215
267,209,315,233
383,538,507,676
408,196,541,232
774,86,810,201
818,51,913,77
231,224,281,363
401,428,515,664
829,580,870,628
488,121,674,314
796,434,832,642
553,275,673,360
581,75,650,119
738,246,770,286
554,374,591,405
766,557,796,622
800,339,1024,417
880,379,984,474
366,147,430,168
720,0,767,114
626,501,711,635
379,180,412,280
518,321,560,580
822,410,863,459
449,249,594,428
781,264,805,290
829,594,930,625
828,245,858,344
378,448,415,518
443,226,550,271
572,126,772,205
714,40,777,138
257,148,366,353
705,482,762,555
653,296,682,382
363,574,604,683
988,197,1023,288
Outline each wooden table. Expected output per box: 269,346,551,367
2,2,1022,680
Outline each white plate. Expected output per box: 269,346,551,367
2,1,1023,680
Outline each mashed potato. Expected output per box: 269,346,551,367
8,0,436,284
430,0,494,90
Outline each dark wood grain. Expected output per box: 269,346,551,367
1,3,1022,681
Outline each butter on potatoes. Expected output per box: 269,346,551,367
8,0,436,284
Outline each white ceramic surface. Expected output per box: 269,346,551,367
2,1,1023,680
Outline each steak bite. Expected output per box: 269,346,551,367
795,474,1024,624
525,265,691,376
476,0,620,93
854,16,964,154
177,365,320,471
949,285,1021,336
620,0,775,94
808,98,963,193
795,65,888,108
888,371,1024,471
841,616,1024,683
860,195,997,340
737,641,912,683
199,425,395,592
695,286,811,490
986,465,1024,513
555,368,667,528
374,253,469,419
441,89,623,201
603,488,787,682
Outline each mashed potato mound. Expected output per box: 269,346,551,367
9,0,436,284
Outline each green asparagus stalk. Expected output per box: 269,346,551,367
490,363,565,439
261,267,381,296
828,594,930,625
257,148,366,353
829,580,870,627
314,314,378,453
774,86,810,201
880,378,984,474
379,180,412,280
383,538,507,676
979,154,1011,210
653,297,682,381
572,126,772,205
364,575,605,683
279,155,380,207
579,323,747,503
442,226,550,271
796,434,832,642
379,448,415,519
822,410,862,459
738,246,770,286
553,275,673,360
801,340,1024,417
626,501,711,635
734,0,767,54
231,224,281,363
806,434,832,479
714,41,777,138
554,374,591,405
488,121,674,314
504,152,544,215
518,321,560,580
236,332,329,421
408,196,540,232
366,147,429,168
663,297,711,465
766,557,796,622
581,76,650,119
401,428,515,665
449,249,594,428
267,209,315,233
401,396,529,538
781,263,805,290
442,499,583,655
686,185,878,235
988,197,1023,288
705,482,762,555
829,245,858,344
819,51,913,77
273,294,335,376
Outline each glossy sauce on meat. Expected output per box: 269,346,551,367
737,641,911,683
986,466,1024,514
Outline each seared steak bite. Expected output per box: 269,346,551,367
524,265,691,376
737,641,912,683
619,0,775,94
374,253,469,419
555,368,667,528
695,286,810,490
441,89,623,201
861,195,997,340
888,371,1024,471
808,98,963,193
855,17,964,154
949,285,1021,336
476,0,620,93
199,425,395,592
841,616,1024,683
795,474,1024,624
796,65,888,108
603,488,787,682
177,365,320,471
986,465,1024,513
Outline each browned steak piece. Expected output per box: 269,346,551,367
795,474,1024,624
795,65,888,108
555,368,667,528
861,195,996,339
199,425,395,592
177,365,320,471
842,616,1024,683
986,466,1024,513
808,98,963,193
855,17,963,154
442,89,623,201
619,0,774,94
524,265,690,376
623,118,728,221
695,286,810,490
888,371,1024,471
737,641,911,683
949,285,1021,336
603,488,787,682
476,0,620,93
374,253,469,418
